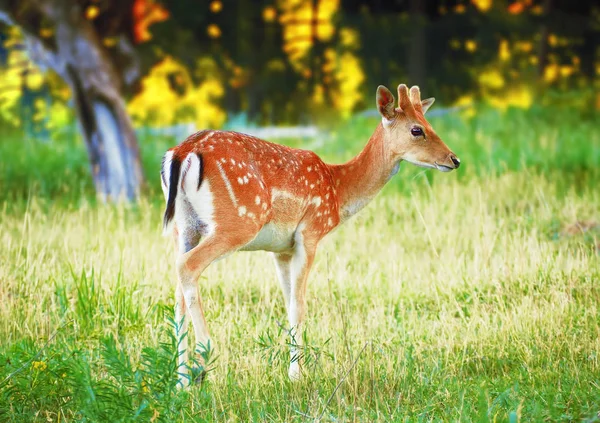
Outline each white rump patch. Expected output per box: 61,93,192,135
161,150,174,202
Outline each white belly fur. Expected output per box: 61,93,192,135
240,222,295,252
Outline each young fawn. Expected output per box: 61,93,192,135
161,84,460,386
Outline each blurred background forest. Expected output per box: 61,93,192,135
1,2,600,420
0,0,598,200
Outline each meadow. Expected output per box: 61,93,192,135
0,105,599,422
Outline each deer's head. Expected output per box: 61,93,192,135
376,84,460,172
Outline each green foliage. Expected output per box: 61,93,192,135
0,319,195,422
0,105,599,421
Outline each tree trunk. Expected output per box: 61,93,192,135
408,0,427,89
0,0,144,201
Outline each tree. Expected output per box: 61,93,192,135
0,0,148,201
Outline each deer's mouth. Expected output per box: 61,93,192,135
435,162,455,172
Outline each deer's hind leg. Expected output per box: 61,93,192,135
175,213,262,386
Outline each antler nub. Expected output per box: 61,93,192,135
397,84,412,111
410,86,423,113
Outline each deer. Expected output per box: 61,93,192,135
160,84,460,387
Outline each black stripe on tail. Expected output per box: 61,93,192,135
163,156,181,229
162,153,204,230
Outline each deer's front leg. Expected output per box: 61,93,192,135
286,236,317,381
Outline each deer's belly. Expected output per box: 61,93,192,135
239,222,295,252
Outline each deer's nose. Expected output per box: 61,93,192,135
450,155,461,168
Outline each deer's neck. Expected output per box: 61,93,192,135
329,123,398,222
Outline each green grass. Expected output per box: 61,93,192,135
0,105,599,422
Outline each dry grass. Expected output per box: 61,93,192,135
1,162,599,421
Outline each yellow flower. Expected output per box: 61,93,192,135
210,1,222,13
471,0,492,12
465,40,477,53
499,40,510,61
478,69,505,89
543,64,559,83
32,361,47,371
85,6,100,20
263,6,276,22
207,24,221,39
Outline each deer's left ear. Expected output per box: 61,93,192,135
376,85,397,121
421,97,435,114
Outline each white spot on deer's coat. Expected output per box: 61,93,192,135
311,196,322,207
238,206,247,216
255,196,261,205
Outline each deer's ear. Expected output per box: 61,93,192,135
376,85,396,120
421,97,435,114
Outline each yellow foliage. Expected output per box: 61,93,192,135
210,1,223,13
543,64,559,83
278,0,339,68
317,0,338,41
465,40,477,53
478,69,505,89
127,56,226,129
32,361,47,371
471,0,492,13
207,24,221,39
488,86,532,110
454,4,466,13
499,40,510,61
263,6,277,22
85,5,100,20
453,94,476,118
26,72,44,90
46,102,72,130
312,84,325,105
531,5,543,14
39,27,54,39
330,51,365,118
0,35,29,125
515,41,533,53
559,65,574,78
103,37,118,47
340,28,359,48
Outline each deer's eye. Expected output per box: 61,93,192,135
411,127,424,137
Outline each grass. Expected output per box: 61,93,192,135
0,105,599,422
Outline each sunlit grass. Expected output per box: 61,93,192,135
1,106,599,421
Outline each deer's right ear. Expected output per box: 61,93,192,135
376,85,396,121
